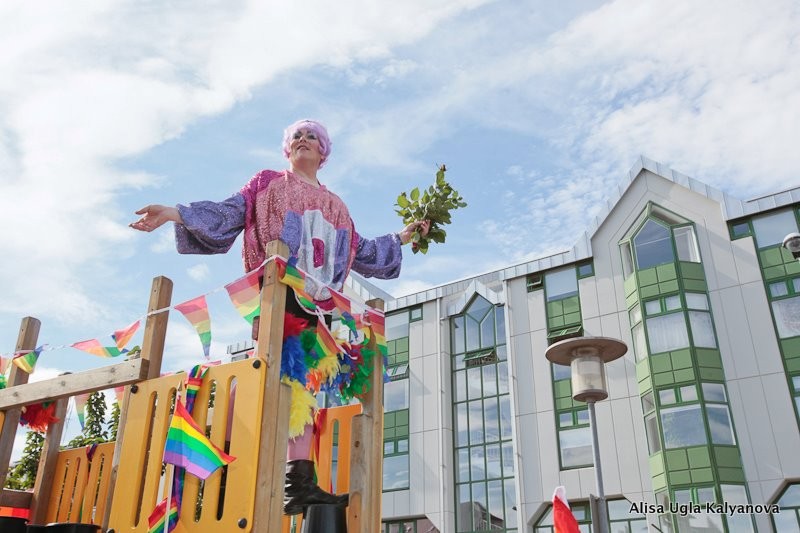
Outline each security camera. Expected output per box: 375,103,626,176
782,232,800,259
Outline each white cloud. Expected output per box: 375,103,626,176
187,263,211,282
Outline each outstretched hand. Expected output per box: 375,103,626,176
129,205,181,232
399,219,431,245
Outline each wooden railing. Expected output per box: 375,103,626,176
0,240,385,532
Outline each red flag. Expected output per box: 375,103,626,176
552,486,580,533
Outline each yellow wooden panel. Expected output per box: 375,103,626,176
281,403,362,533
107,373,183,532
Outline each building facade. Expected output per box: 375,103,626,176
352,157,800,533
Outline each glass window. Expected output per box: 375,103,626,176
386,311,410,340
752,209,798,248
645,413,662,454
384,379,409,412
665,295,681,311
702,382,727,402
770,281,789,298
720,485,755,532
632,322,647,361
645,300,661,316
634,219,674,269
577,262,594,278
794,278,800,293
680,384,698,402
774,484,800,532
689,311,717,348
630,304,642,325
661,405,707,448
771,296,800,338
545,268,578,302
409,306,423,321
559,412,573,427
707,404,736,445
383,454,409,490
621,241,634,278
731,221,751,238
642,391,655,413
646,313,690,354
674,226,701,262
659,388,677,405
685,292,709,310
552,362,571,381
559,426,593,468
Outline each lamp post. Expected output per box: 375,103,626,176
545,336,627,533
783,232,800,259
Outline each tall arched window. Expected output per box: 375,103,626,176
451,295,515,532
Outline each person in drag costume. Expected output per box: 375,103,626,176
130,119,429,515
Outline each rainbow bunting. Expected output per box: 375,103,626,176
112,320,140,351
175,296,212,358
224,269,262,325
315,320,343,360
329,289,352,314
71,339,126,358
74,393,91,430
163,400,235,480
13,346,43,373
147,497,179,533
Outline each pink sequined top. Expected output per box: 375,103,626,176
175,169,402,303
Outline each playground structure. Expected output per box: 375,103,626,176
0,241,385,532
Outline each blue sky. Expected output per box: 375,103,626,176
1,0,799,455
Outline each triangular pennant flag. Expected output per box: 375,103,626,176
71,339,126,358
163,400,235,479
552,486,580,533
112,320,140,351
0,355,8,375
13,346,44,373
114,386,125,404
74,393,91,430
329,289,352,315
175,296,212,358
224,269,262,325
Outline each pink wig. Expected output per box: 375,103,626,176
282,119,332,168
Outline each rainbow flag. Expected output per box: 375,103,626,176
224,269,262,325
74,393,90,430
163,400,235,479
184,364,212,414
13,346,43,373
112,320,140,351
71,339,126,358
278,256,318,310
147,497,179,533
175,296,212,358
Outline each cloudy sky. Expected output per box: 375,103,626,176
1,0,799,455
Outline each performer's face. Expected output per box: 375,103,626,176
289,128,323,168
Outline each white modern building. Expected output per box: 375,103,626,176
351,157,800,533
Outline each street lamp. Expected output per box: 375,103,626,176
545,336,627,533
782,232,800,259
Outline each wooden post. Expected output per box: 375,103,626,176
102,276,172,530
0,317,41,490
348,298,385,533
251,241,292,533
28,396,69,524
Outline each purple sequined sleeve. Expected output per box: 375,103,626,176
174,193,246,254
351,233,403,279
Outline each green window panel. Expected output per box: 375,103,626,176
686,447,711,469
547,325,582,342
638,268,659,287
690,468,714,484
665,449,689,470
656,263,678,281
678,261,706,281
717,467,746,483
649,454,665,477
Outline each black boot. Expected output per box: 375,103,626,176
284,459,349,515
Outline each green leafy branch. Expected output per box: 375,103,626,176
395,164,467,254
